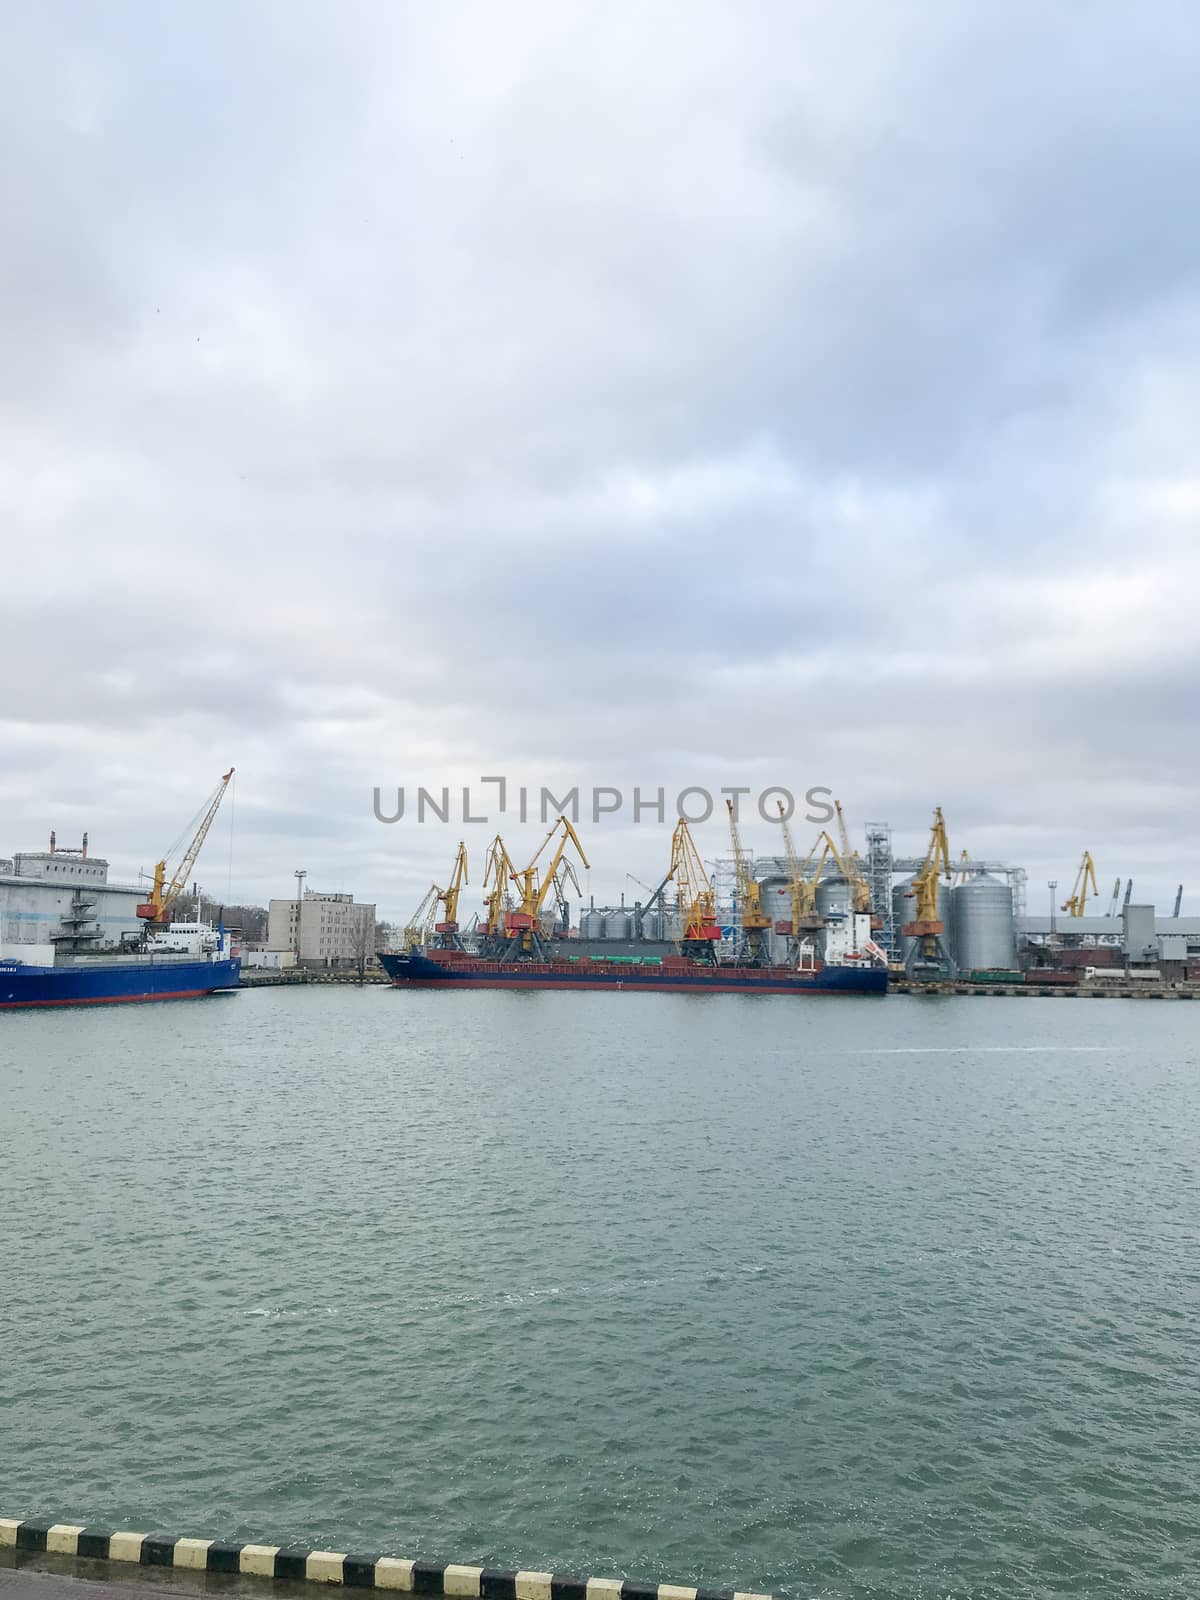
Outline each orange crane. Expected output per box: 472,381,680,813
137,768,235,924
726,799,771,964
668,817,721,961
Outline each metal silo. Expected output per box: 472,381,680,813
580,910,606,940
639,910,668,941
951,874,1015,972
759,876,792,962
892,876,955,967
815,874,852,919
604,909,633,941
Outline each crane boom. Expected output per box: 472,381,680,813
832,799,872,913
436,842,469,932
508,817,590,951
402,885,441,951
137,767,235,924
668,817,720,956
776,802,832,938
1061,851,1098,917
481,835,518,937
900,807,955,977
726,801,770,962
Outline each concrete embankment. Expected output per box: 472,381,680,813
238,970,389,987
896,979,1200,998
1,1521,768,1600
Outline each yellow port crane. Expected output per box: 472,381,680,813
901,806,955,975
480,835,518,946
668,816,721,960
508,816,590,954
776,801,835,950
832,799,872,915
401,884,441,951
1062,851,1098,917
137,767,235,924
400,843,472,953
726,800,772,964
435,841,469,936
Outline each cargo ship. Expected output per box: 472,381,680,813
378,946,887,996
387,817,889,997
0,924,241,1010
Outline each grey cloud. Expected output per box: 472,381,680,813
2,0,1199,919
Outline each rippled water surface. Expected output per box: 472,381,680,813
2,989,1199,1598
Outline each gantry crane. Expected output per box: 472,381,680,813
726,800,772,964
506,816,590,955
668,817,721,961
1106,876,1122,917
1174,884,1184,917
1061,851,1098,917
137,767,235,925
901,806,955,976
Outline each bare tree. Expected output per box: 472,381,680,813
351,906,376,982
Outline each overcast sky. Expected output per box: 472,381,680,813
3,1,1198,922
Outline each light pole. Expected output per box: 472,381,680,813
294,869,307,961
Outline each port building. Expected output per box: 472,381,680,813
267,889,377,969
0,838,146,963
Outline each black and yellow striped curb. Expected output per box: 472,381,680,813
0,1520,771,1600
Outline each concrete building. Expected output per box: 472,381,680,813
267,889,376,969
0,839,146,962
241,947,296,971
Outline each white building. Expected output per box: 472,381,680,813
266,890,377,969
0,839,147,962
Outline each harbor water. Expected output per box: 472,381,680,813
2,991,1198,1599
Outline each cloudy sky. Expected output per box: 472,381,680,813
3,1,1198,922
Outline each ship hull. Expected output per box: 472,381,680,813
378,950,886,996
0,956,242,1010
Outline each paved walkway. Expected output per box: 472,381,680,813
0,1560,308,1600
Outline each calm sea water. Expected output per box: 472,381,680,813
2,989,1198,1599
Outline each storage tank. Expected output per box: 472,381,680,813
639,910,669,941
816,874,852,920
604,909,633,941
756,877,792,962
579,910,606,940
950,874,1015,971
892,875,955,967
